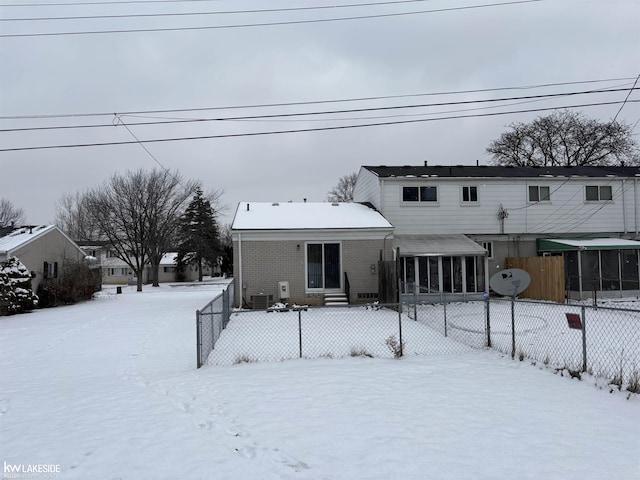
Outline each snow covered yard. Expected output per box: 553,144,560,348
1,285,638,480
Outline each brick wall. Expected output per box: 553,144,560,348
234,237,392,307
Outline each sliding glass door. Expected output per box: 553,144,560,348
307,243,341,290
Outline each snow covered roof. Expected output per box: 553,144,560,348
0,225,57,253
538,238,640,251
160,252,178,265
393,234,487,256
232,202,393,230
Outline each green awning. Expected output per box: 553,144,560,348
538,238,640,252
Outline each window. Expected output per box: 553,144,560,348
402,186,419,202
586,185,612,201
402,186,438,202
43,261,58,280
528,185,550,202
482,242,493,259
462,186,478,203
163,266,176,273
108,268,131,276
307,243,341,289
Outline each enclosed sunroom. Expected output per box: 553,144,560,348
538,238,640,300
396,234,489,302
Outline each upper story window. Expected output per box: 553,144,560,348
585,185,612,201
528,185,550,202
402,186,438,202
462,186,478,203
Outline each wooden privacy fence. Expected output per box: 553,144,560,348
378,260,398,304
506,256,565,303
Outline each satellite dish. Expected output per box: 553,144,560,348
489,268,531,296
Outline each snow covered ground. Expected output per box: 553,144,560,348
1,283,638,480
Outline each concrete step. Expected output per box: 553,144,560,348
324,293,348,306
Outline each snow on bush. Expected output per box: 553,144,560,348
0,256,38,315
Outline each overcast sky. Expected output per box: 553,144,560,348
1,0,639,227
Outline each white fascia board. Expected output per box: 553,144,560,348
233,228,393,242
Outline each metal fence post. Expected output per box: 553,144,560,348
511,296,516,359
485,296,491,348
398,305,404,357
443,301,448,337
298,308,303,358
413,284,417,321
581,305,587,372
196,310,202,369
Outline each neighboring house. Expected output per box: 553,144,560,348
353,164,640,300
77,242,206,285
158,252,211,283
231,202,394,308
0,225,87,293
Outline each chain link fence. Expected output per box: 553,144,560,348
198,293,639,385
409,297,639,385
196,282,234,368
205,304,478,366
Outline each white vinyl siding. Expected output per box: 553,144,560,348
353,168,383,209
379,178,629,235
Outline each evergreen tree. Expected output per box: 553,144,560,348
0,256,38,314
176,188,221,282
0,271,17,316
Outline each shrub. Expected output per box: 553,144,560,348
627,369,640,395
385,335,404,358
0,271,17,316
350,348,373,358
0,256,37,315
37,262,100,308
233,355,256,364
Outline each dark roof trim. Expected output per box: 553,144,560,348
364,165,640,178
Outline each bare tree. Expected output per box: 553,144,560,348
487,110,639,167
144,171,198,287
0,199,25,228
55,191,101,241
85,169,196,292
327,172,358,202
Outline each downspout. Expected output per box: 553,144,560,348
382,231,393,262
237,232,243,308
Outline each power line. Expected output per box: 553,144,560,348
611,73,640,123
0,0,290,7
2,1,437,22
1,87,635,133
2,76,633,120
0,0,543,38
113,114,171,172
2,99,637,152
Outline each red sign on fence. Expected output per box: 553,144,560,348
565,313,582,330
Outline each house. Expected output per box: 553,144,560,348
0,225,88,293
231,202,394,308
353,164,640,300
77,242,208,285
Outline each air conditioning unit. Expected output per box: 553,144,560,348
251,294,270,310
